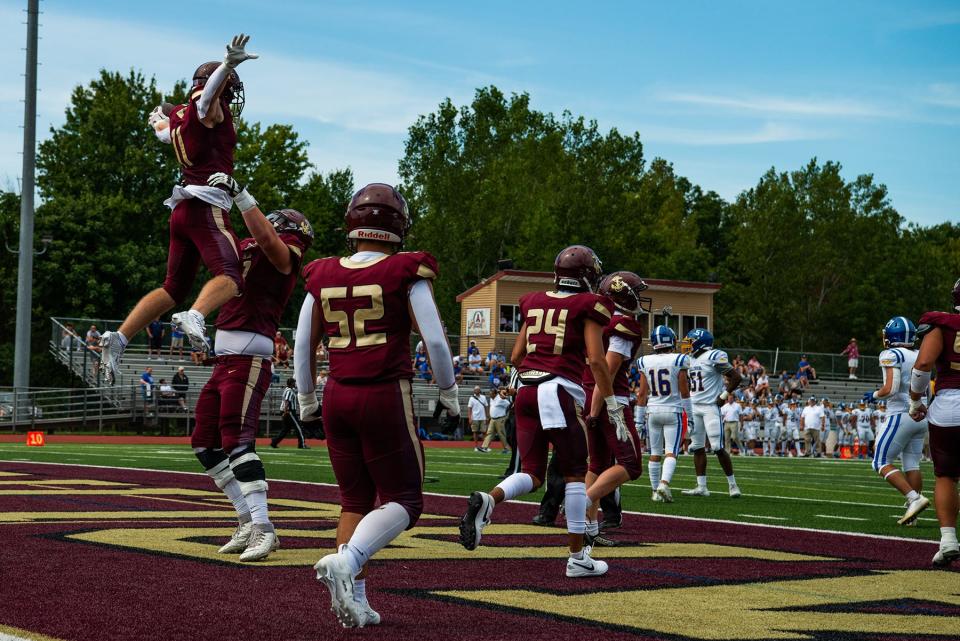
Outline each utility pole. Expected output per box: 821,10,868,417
13,0,39,390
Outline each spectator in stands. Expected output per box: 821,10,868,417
747,354,763,383
468,340,479,356
146,317,164,360
485,348,498,370
172,366,189,410
85,325,101,352
413,347,430,382
314,341,328,364
468,386,490,447
169,323,185,360
418,358,433,383
841,338,859,379
755,370,770,398
315,368,329,396
61,323,82,351
489,361,506,388
140,367,154,413
797,354,817,383
778,370,791,395
732,354,747,379
453,356,464,384
273,331,290,368
467,348,483,374
158,378,178,408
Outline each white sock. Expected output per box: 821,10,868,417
495,473,534,501
354,578,367,603
246,490,270,525
697,475,707,489
586,519,599,536
221,478,251,521
649,461,662,489
906,490,920,502
343,502,411,575
662,456,677,484
941,527,958,545
726,474,737,487
564,482,587,535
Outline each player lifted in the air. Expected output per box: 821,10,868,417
582,272,650,540
863,316,930,526
186,172,313,562
99,34,258,383
293,184,459,627
459,245,625,579
637,325,692,502
680,328,742,497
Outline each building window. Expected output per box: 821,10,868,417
682,315,709,337
653,313,679,334
499,304,522,333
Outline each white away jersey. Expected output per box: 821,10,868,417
688,348,731,404
638,352,690,413
852,408,873,428
761,406,781,426
878,347,919,414
784,407,801,428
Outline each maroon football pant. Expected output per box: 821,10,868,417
163,197,242,305
323,378,424,526
929,422,960,478
191,355,272,453
587,404,642,480
515,385,588,482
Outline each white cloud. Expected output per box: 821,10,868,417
924,83,960,109
639,122,827,146
658,91,894,119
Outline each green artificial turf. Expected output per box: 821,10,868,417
0,441,940,541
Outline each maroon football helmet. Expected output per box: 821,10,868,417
192,61,245,116
266,208,314,250
953,277,960,311
345,183,411,249
599,271,652,316
554,245,603,293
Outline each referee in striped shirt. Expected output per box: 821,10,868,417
270,378,309,449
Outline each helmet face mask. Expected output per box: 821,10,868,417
266,209,313,249
953,277,960,312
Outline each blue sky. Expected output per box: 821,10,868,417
1,0,958,225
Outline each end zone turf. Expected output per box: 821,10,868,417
0,462,957,641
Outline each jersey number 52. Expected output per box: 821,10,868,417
320,285,386,349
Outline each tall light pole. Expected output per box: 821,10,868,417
13,0,39,390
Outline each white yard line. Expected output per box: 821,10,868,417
738,514,788,521
814,514,869,521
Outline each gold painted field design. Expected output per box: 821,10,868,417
0,462,957,641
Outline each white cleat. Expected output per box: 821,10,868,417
656,482,673,503
172,310,210,352
651,490,663,502
98,331,126,385
932,542,960,568
681,486,711,497
566,550,609,577
218,520,253,554
898,495,930,526
729,485,742,498
354,600,381,626
459,491,494,550
315,551,361,627
238,523,279,561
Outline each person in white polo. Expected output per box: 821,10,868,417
800,396,825,457
479,387,512,453
468,386,490,449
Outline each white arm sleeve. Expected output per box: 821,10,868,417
875,367,899,399
197,63,231,120
293,293,317,395
910,367,931,395
409,280,455,389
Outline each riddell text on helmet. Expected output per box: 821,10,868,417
356,229,396,241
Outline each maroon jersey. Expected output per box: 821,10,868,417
168,89,236,186
920,311,960,391
582,313,644,397
303,251,438,384
216,233,306,336
518,290,612,385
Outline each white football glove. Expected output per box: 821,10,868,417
148,105,168,128
439,384,461,417
224,33,259,68
207,172,257,211
299,392,319,421
605,396,629,443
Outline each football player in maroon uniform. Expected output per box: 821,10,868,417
582,272,650,541
459,245,626,578
99,34,258,384
186,172,312,563
910,277,960,567
293,184,459,627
